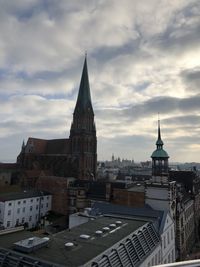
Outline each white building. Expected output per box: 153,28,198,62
0,191,52,229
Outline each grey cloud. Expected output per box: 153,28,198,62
181,68,200,93
96,94,200,131
164,115,200,125
150,1,200,54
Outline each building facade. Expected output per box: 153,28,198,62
0,191,52,229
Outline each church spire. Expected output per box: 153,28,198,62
74,55,93,114
70,56,97,180
151,119,169,177
156,119,164,148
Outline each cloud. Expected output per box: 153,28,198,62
0,0,200,162
181,67,200,93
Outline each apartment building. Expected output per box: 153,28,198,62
0,191,52,229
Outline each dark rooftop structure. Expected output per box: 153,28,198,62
169,170,200,194
0,190,50,202
0,215,160,267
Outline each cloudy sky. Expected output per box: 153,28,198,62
0,0,199,163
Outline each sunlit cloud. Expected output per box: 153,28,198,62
0,0,199,162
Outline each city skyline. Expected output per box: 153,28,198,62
0,1,200,163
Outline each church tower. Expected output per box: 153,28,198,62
145,120,176,220
70,56,97,180
151,119,169,183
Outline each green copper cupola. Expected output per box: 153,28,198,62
151,120,169,176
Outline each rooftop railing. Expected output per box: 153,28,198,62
153,259,200,267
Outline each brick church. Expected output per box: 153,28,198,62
17,57,97,180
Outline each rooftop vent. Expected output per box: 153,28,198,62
80,234,90,240
95,230,103,237
65,242,74,250
28,237,35,245
14,237,49,253
103,227,110,232
42,237,50,242
116,221,122,225
109,224,116,229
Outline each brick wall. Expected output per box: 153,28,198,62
112,188,145,207
36,176,69,215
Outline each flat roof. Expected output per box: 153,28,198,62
127,185,145,192
0,190,51,202
0,216,147,266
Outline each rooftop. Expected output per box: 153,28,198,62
0,216,148,266
0,190,51,202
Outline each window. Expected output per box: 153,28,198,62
30,206,33,211
46,203,48,208
35,214,38,220
36,205,39,210
7,210,11,216
17,208,20,214
16,219,19,225
37,198,39,202
23,200,26,204
164,235,166,248
7,221,10,227
22,217,25,224
181,217,184,227
172,249,174,261
29,216,32,222
18,201,21,205
23,207,25,212
171,228,173,240
31,199,33,203
8,202,12,206
181,232,185,243
168,253,170,262
155,253,157,265
167,231,170,244
47,196,49,200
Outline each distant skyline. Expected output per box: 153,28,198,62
0,0,200,163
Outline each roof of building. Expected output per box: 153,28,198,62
0,216,159,267
91,202,162,218
0,190,51,202
24,170,43,178
91,202,165,233
0,247,62,267
45,139,70,154
24,137,70,155
151,148,169,158
127,184,145,192
74,56,94,114
0,163,18,170
26,137,48,154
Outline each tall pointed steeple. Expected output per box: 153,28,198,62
74,55,93,114
70,56,97,180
